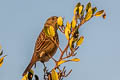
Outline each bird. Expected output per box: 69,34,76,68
22,16,59,76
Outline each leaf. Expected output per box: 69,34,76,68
95,10,104,16
70,58,80,62
71,19,76,28
57,60,67,66
92,7,97,14
102,12,106,19
48,26,55,37
86,2,91,12
76,36,84,46
0,55,7,67
57,16,63,26
0,50,3,56
22,74,28,80
79,5,83,15
85,7,93,21
51,69,59,80
65,21,71,40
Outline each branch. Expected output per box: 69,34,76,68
59,41,69,61
62,51,77,60
51,37,63,53
58,26,65,33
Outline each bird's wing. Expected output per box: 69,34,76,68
34,31,52,53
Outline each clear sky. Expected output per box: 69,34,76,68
0,0,120,80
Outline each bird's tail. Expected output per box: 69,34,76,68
22,59,35,76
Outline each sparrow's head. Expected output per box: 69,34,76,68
44,16,58,30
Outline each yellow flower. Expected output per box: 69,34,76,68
57,16,63,26
79,5,83,15
65,21,71,40
85,7,92,21
71,18,76,28
0,55,7,67
95,10,104,17
76,36,84,46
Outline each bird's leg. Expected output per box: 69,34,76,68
34,63,36,68
42,62,49,80
42,62,47,80
42,62,47,72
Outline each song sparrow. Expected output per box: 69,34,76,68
22,16,59,76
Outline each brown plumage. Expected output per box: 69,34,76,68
22,16,59,76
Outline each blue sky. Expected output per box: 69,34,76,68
0,0,120,80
